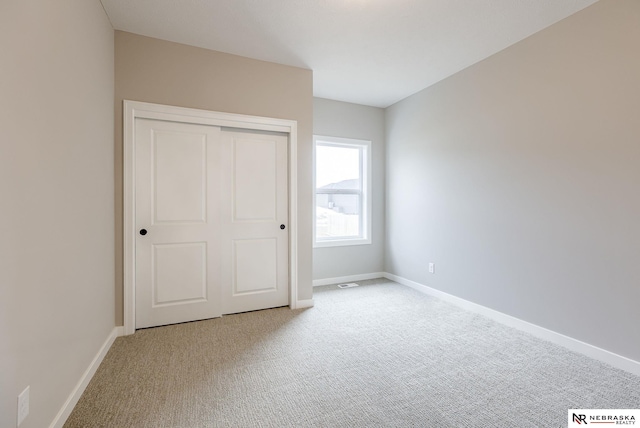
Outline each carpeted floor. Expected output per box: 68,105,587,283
65,279,640,427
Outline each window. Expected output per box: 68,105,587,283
314,135,371,247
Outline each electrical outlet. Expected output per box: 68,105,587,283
17,386,29,426
429,263,435,274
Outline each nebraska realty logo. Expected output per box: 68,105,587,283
569,409,639,425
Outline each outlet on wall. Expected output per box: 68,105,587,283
17,386,29,426
429,263,435,274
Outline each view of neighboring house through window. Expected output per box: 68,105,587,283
314,135,371,247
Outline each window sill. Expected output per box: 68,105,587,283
313,238,372,248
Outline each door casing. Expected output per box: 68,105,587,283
123,100,300,335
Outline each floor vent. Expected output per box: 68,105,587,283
337,283,359,289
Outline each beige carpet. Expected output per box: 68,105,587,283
65,279,640,427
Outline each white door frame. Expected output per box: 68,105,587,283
123,100,299,335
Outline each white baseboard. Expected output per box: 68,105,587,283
294,299,315,309
383,272,640,376
313,272,385,287
50,326,123,428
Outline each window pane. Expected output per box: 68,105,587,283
315,145,360,190
316,194,361,239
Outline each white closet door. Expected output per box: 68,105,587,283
220,130,289,314
135,118,222,329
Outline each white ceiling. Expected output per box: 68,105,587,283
100,0,599,108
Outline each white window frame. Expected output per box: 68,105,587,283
313,135,372,248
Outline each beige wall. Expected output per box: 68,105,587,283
0,1,115,427
114,32,314,324
313,98,386,280
386,0,640,361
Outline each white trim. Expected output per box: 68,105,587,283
50,327,123,428
288,126,299,311
314,237,371,248
313,135,372,248
313,272,385,287
123,100,299,335
384,272,640,376
293,299,315,309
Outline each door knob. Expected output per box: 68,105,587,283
139,229,147,236
280,224,285,230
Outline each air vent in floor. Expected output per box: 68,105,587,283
337,283,359,289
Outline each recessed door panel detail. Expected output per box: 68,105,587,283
233,238,277,296
233,138,277,222
153,130,207,224
153,242,207,307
